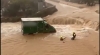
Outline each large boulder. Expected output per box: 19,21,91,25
1,2,57,22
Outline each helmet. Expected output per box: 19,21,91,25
73,32,75,34
60,36,63,38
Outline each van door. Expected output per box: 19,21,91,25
37,21,44,33
29,22,38,33
30,26,37,33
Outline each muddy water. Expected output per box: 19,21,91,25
45,0,81,17
46,8,99,30
1,22,99,55
1,22,92,39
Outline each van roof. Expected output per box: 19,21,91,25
21,18,44,21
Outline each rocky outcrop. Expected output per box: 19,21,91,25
1,3,57,22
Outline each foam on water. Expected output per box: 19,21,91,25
1,22,94,39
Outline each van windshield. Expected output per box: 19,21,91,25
44,21,50,28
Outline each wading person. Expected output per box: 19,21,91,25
71,32,76,40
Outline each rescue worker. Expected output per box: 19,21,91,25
60,36,66,43
60,36,64,41
71,32,76,40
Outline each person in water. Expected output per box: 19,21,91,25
71,32,76,40
60,36,66,43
